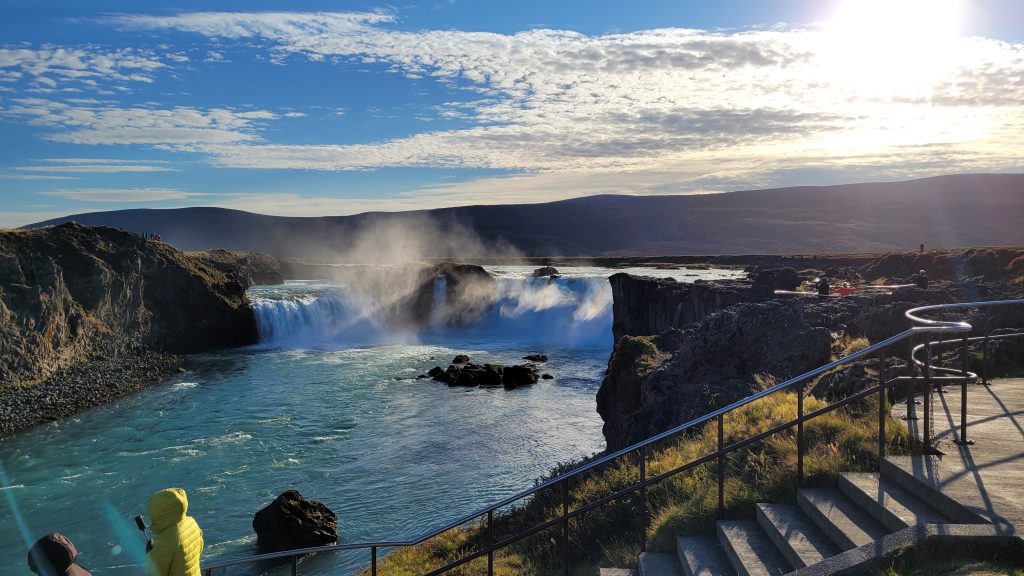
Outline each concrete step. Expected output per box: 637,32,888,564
797,488,888,550
881,456,990,524
839,472,949,532
676,536,736,576
601,569,637,576
716,521,791,576
754,503,840,569
638,551,682,576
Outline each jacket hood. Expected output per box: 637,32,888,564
27,533,90,575
148,488,189,534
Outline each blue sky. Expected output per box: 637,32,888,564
1,0,1022,227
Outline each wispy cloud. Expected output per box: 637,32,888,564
0,98,276,145
15,162,174,173
41,188,206,202
0,173,78,180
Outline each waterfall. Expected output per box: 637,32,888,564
429,275,448,326
250,281,388,345
248,276,615,349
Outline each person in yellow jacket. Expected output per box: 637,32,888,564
146,488,204,576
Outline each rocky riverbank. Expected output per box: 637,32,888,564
0,222,282,436
0,349,183,436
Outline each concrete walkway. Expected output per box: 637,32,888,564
892,377,1024,534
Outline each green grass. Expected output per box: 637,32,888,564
362,389,911,575
833,335,871,361
881,539,1024,576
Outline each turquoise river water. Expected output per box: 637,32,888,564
0,266,741,575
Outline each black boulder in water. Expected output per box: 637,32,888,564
252,490,338,552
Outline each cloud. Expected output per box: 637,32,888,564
15,162,174,173
0,173,78,180
102,11,1024,181
0,45,165,91
41,188,206,202
0,98,276,145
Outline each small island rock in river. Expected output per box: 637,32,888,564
253,490,338,552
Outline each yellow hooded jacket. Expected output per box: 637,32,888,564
146,488,204,576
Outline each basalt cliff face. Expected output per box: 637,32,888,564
0,223,275,434
597,250,1024,451
598,293,834,450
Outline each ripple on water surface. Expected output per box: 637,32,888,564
0,266,743,575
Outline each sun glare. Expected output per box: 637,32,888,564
821,0,964,92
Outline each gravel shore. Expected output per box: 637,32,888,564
0,351,183,437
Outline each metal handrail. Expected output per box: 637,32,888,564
202,298,1024,575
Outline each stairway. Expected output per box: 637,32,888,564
608,456,988,576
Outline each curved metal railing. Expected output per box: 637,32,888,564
202,298,1024,576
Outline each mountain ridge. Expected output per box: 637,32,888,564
24,173,1024,258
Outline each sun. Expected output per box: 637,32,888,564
820,0,964,92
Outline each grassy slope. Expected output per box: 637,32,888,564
362,385,911,575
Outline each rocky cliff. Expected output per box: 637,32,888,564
597,250,1024,450
190,249,283,286
609,267,800,341
597,299,833,450
0,223,268,434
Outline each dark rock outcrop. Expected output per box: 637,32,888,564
452,354,471,364
598,300,832,450
435,263,497,326
523,354,548,362
751,267,801,293
502,364,540,388
252,490,338,552
429,362,541,389
190,249,283,285
452,363,504,387
0,223,263,435
0,223,258,386
609,273,758,341
532,266,559,277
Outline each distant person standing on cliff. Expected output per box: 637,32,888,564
146,488,203,576
27,533,92,576
920,242,925,252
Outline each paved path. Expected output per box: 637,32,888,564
892,377,1024,534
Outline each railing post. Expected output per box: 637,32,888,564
639,444,647,553
562,478,569,576
717,413,725,519
982,322,990,386
923,341,932,449
487,510,494,576
291,555,298,576
957,333,974,445
371,546,377,576
797,381,805,486
905,336,917,422
878,348,887,461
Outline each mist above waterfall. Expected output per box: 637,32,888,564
250,272,616,349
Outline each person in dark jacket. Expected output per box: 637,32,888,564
913,269,929,289
816,276,831,297
27,533,92,576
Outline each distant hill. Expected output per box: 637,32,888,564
26,173,1024,258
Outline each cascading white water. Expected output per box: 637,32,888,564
250,281,390,345
429,275,448,327
248,274,616,349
